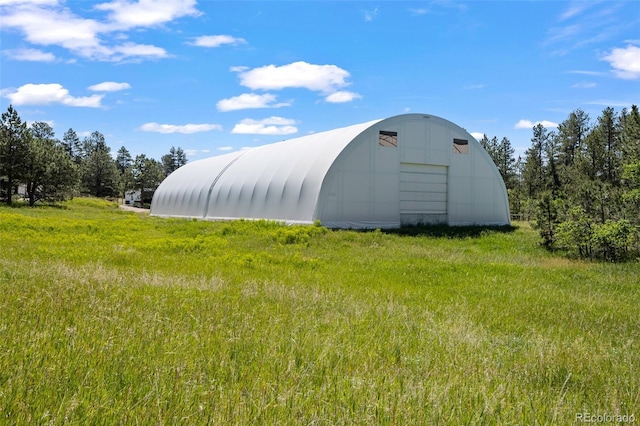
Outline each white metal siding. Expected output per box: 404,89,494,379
151,114,510,228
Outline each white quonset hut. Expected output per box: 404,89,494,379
151,114,510,228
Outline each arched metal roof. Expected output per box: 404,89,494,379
151,119,381,222
151,114,510,227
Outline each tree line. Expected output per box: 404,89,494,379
2,104,639,260
481,105,640,261
0,105,187,207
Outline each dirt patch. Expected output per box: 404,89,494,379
119,204,150,214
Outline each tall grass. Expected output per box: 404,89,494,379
1,199,638,424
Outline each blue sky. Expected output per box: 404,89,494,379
1,0,639,161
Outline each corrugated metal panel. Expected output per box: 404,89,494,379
151,120,382,222
151,113,510,228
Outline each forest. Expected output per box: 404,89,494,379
0,105,186,208
2,104,639,260
479,105,639,261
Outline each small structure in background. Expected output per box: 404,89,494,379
124,189,141,206
151,114,510,228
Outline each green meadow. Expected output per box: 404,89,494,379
1,198,638,424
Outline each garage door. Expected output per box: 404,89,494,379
399,163,447,224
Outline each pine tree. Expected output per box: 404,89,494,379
497,137,516,189
522,124,547,197
116,146,133,174
0,105,29,205
161,146,188,176
133,154,165,205
61,128,83,163
80,131,119,197
480,135,516,189
619,105,640,163
543,132,562,196
557,109,590,169
619,105,640,222
23,122,79,205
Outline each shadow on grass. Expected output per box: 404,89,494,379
383,223,518,239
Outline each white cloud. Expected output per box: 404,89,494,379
1,4,104,54
231,117,298,135
559,2,592,21
235,61,351,93
88,81,131,92
111,42,168,60
0,0,189,62
409,8,429,16
0,0,58,5
216,93,290,112
94,0,201,30
4,47,55,62
470,132,484,141
463,84,485,90
546,3,629,56
545,24,582,47
567,70,605,76
139,122,222,134
571,82,597,89
364,6,379,22
514,119,559,130
218,146,233,151
3,83,103,107
585,99,635,108
324,91,362,103
602,44,640,79
190,35,246,48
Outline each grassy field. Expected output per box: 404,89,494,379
1,198,638,424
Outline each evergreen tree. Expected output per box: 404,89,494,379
622,162,640,221
569,109,623,222
522,124,547,197
0,105,29,205
118,167,135,200
619,105,640,163
523,124,564,247
116,146,133,174
508,156,526,219
133,154,165,205
24,122,78,205
557,109,589,170
497,137,516,189
161,146,188,176
30,121,56,141
543,132,561,196
597,107,621,185
534,191,561,248
479,135,499,163
61,128,83,163
529,106,640,259
80,131,119,197
41,144,79,203
24,122,52,206
619,105,640,222
479,135,516,189
609,110,625,186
